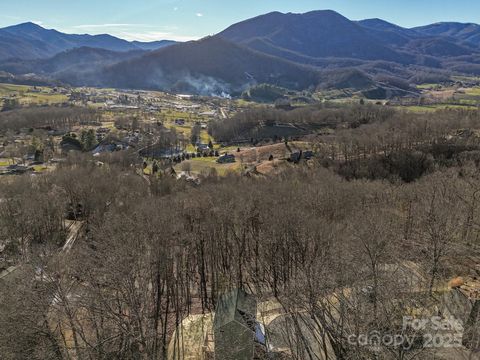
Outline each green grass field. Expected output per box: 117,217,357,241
175,157,240,176
452,75,480,83
0,158,14,167
161,109,210,123
416,83,442,90
464,87,480,96
200,130,212,143
0,83,68,105
0,83,30,93
142,156,238,177
456,98,479,105
398,104,479,113
167,123,192,137
33,165,49,172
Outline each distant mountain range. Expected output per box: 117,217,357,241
2,12,480,96
0,47,147,86
0,22,175,60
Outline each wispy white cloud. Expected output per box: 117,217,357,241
118,31,199,42
68,23,196,42
196,13,204,17
73,23,146,29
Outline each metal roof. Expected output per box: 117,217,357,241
214,288,257,331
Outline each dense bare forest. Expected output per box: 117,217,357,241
0,107,101,132
209,103,395,142
1,103,480,359
5,3,480,358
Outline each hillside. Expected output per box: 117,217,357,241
219,11,480,65
3,11,480,95
218,10,411,64
357,18,422,47
0,22,176,60
358,18,420,38
414,22,480,46
404,37,477,57
0,47,145,83
132,40,177,51
97,36,322,94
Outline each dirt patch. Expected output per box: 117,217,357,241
235,142,310,164
255,160,290,176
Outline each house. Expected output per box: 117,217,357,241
60,136,83,153
139,145,184,160
197,143,210,153
23,153,35,162
199,111,216,117
214,289,258,360
177,172,201,185
217,153,236,164
92,140,128,155
6,164,33,174
47,129,67,136
303,150,314,160
289,151,302,163
289,150,314,163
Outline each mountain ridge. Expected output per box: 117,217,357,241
0,22,176,60
96,36,322,94
2,11,480,95
218,10,412,64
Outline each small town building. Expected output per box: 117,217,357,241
217,153,235,164
289,151,302,163
197,143,210,153
303,150,314,160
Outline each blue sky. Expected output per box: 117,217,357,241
1,0,480,41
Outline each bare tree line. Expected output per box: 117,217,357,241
209,103,395,143
1,105,480,359
0,158,479,359
0,106,100,133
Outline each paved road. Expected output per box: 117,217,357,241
62,221,83,253
0,221,84,281
0,265,18,280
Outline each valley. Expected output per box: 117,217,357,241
2,77,480,179
3,11,480,97
1,5,480,360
